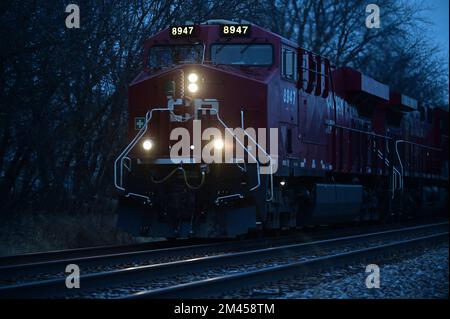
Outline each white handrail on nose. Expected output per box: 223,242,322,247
114,106,275,204
114,108,170,192
200,107,274,202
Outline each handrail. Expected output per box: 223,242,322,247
198,107,274,203
375,147,400,198
391,167,402,199
114,108,170,192
238,109,274,202
326,122,393,140
394,140,442,191
114,106,276,204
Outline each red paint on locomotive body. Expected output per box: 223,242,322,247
127,24,285,160
128,23,448,179
115,21,448,238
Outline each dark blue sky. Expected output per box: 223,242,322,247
422,0,449,54
416,0,449,103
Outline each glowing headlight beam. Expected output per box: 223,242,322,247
142,139,153,151
213,139,224,150
188,83,198,93
187,73,198,83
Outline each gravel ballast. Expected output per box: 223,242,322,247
232,241,448,299
68,231,447,298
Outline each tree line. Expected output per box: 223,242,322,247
0,0,447,218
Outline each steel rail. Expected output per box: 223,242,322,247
0,240,178,267
4,219,442,281
1,221,446,282
126,232,449,299
0,222,446,299
0,239,235,282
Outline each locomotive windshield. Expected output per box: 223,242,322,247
211,44,273,66
148,44,203,68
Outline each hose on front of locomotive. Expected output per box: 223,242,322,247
150,166,206,190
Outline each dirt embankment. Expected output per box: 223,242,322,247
0,211,137,256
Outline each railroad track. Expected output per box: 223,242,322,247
0,237,226,268
0,221,447,298
0,238,233,285
0,218,444,285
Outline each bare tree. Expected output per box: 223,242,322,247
0,0,447,221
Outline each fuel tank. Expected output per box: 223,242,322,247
299,183,363,224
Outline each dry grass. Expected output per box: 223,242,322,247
0,210,138,257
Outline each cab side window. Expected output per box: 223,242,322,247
281,46,297,81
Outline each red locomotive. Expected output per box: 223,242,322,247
114,20,448,238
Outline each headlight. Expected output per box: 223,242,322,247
188,83,198,93
142,139,153,151
213,139,224,150
187,73,198,83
